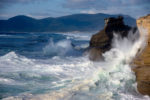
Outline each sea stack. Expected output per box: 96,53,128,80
89,16,132,61
133,14,150,95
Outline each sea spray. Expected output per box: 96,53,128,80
43,38,73,56
59,29,149,100
2,30,150,100
43,38,86,57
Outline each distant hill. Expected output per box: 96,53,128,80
0,13,136,32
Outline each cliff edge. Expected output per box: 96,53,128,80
89,16,133,61
89,14,150,96
133,14,150,95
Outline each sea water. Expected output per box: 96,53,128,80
0,31,149,100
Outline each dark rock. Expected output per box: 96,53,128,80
89,16,133,61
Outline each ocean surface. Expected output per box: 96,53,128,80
0,32,150,100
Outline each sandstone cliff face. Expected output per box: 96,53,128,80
89,16,132,61
89,14,150,96
133,14,150,95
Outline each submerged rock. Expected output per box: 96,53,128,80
89,16,134,61
133,14,150,96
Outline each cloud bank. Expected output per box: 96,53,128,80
0,0,149,19
63,0,150,18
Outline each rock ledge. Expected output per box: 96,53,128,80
133,14,150,95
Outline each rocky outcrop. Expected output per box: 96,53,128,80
89,14,150,95
133,14,150,95
89,16,132,61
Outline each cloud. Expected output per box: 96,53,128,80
0,0,31,6
80,9,98,14
64,0,150,7
0,0,37,4
0,0,47,8
63,0,150,18
63,0,107,9
0,0,149,19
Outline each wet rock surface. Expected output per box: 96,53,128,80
89,16,133,61
133,14,150,96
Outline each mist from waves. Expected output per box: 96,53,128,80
43,39,88,57
2,29,150,100
0,32,91,99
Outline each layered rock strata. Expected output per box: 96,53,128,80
133,14,150,95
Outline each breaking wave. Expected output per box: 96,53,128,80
43,39,73,56
1,30,150,100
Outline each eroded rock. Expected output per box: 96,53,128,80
89,16,133,61
133,14,150,95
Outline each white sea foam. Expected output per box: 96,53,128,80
43,39,74,56
0,78,16,85
2,29,150,100
0,34,25,38
64,33,93,41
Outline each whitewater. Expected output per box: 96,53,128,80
0,30,150,100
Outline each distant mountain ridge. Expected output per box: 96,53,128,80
0,13,136,32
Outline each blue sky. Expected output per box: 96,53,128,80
0,0,149,19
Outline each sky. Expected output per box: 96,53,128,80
0,0,149,19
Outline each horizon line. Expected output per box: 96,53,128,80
0,13,134,20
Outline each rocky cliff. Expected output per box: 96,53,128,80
89,16,134,61
133,14,150,95
89,14,150,96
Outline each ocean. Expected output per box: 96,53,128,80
0,32,149,100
